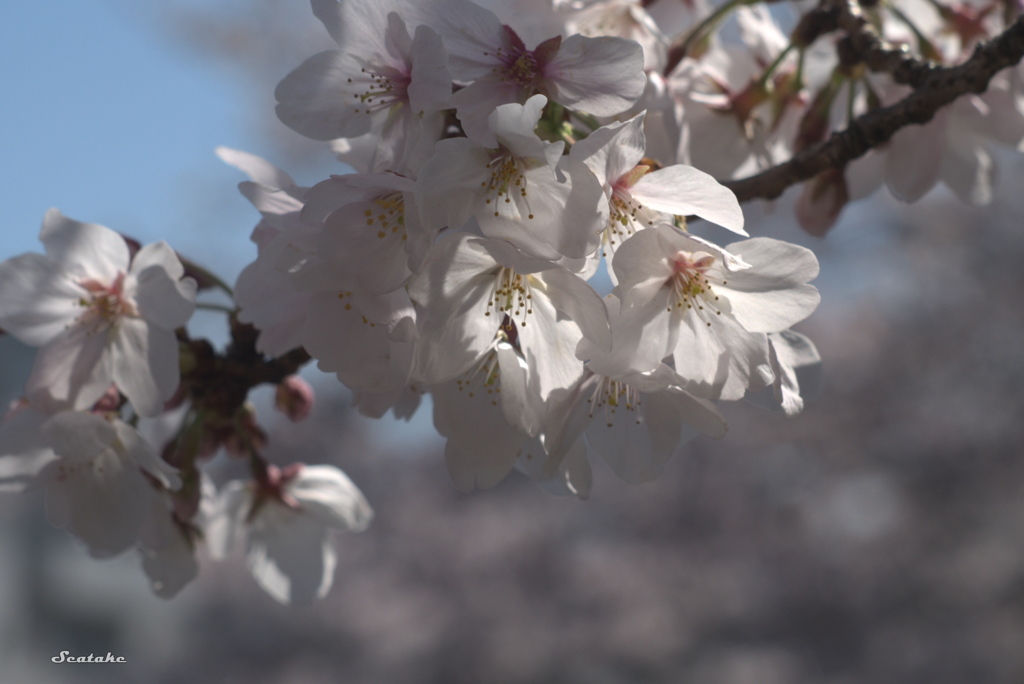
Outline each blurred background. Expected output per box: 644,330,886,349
2,2,1024,683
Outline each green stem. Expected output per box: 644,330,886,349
885,3,943,61
756,43,796,89
676,0,751,61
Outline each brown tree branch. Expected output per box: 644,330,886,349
723,14,1024,203
831,0,940,85
180,317,310,419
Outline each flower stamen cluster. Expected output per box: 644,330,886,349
348,64,411,114
485,268,534,326
667,250,724,324
74,273,137,332
587,376,643,427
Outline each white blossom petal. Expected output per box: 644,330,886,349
0,253,82,346
131,242,197,330
40,209,130,283
139,491,198,599
215,146,297,190
631,165,747,235
585,388,681,484
719,238,821,333
205,480,251,560
246,505,337,604
287,465,374,532
885,113,946,202
110,318,180,418
432,375,524,491
42,412,150,558
275,50,373,141
543,34,646,116
25,325,113,412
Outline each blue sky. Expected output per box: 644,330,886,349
0,1,298,401
0,2,280,277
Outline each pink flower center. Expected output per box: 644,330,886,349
672,250,716,275
75,273,135,331
487,29,561,89
603,165,658,250
667,250,724,326
498,50,540,87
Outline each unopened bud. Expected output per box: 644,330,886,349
796,168,849,237
275,375,314,422
794,76,841,153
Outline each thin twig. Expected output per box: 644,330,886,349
723,15,1024,202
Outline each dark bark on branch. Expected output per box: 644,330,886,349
723,13,1024,203
832,1,936,86
180,317,310,419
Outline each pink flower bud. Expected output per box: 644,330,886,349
275,375,314,422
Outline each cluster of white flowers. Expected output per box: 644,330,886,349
232,0,824,498
1,0,1020,603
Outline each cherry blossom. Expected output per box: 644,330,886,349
408,233,611,401
431,344,538,490
138,478,214,599
569,112,746,259
415,0,646,146
746,330,823,417
0,210,196,416
0,406,180,558
207,464,373,604
277,4,452,172
544,365,727,484
301,288,416,394
670,6,806,180
610,225,820,400
556,0,670,71
417,94,605,260
302,171,430,295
